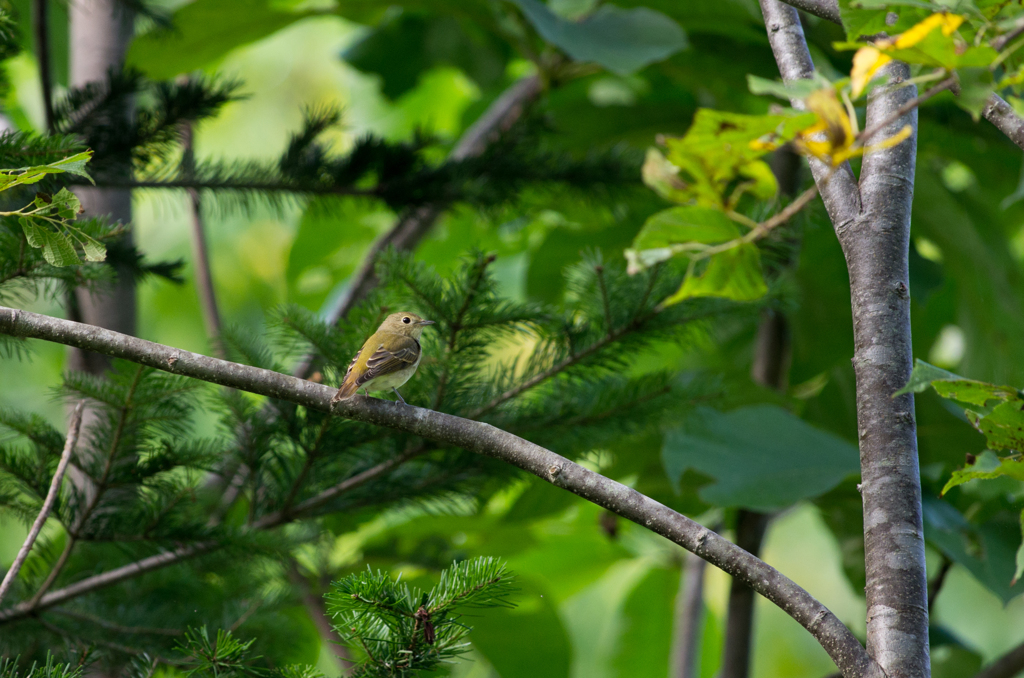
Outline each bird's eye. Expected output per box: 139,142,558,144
403,317,411,324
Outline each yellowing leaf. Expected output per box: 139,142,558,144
886,12,964,50
851,46,892,98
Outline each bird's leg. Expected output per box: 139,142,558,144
392,388,407,405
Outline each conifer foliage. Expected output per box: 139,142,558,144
0,248,737,670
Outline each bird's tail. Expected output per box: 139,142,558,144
331,379,359,403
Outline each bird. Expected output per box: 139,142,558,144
331,312,435,405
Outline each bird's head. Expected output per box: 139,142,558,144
378,312,435,339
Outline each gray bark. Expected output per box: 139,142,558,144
670,551,707,678
760,3,930,675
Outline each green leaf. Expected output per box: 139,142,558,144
662,243,768,305
836,0,929,40
967,400,1024,452
41,230,81,267
942,450,1024,494
662,405,861,511
509,0,687,76
746,75,825,101
896,360,1019,405
923,495,1024,603
628,206,740,261
19,217,47,248
48,151,94,183
69,227,107,262
127,0,319,79
957,68,996,120
51,187,82,219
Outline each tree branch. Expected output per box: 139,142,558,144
671,550,708,678
973,640,1024,678
759,0,862,229
33,0,54,133
0,401,84,607
0,305,883,678
182,121,225,357
290,74,543,381
776,0,1024,151
850,60,930,678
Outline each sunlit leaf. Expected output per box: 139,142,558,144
41,230,81,267
851,46,891,98
662,243,768,304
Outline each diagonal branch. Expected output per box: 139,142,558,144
0,401,85,607
776,0,1024,151
973,640,1024,678
0,304,882,678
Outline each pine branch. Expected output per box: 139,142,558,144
0,401,84,607
290,75,544,381
0,304,883,678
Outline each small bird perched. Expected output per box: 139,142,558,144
332,312,435,405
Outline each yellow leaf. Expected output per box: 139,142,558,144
851,46,892,99
863,124,913,154
796,89,856,165
884,12,964,50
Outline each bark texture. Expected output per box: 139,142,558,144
850,61,930,678
0,304,883,678
68,0,135,374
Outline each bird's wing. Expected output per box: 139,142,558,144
355,336,421,388
342,348,361,384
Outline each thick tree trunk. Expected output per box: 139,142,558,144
759,3,929,675
845,62,929,678
67,0,135,375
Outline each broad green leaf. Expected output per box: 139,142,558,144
662,243,768,304
509,0,687,76
957,68,996,120
632,206,741,250
837,0,929,40
19,217,46,248
51,187,83,219
896,359,1020,405
468,578,572,677
942,450,1024,494
626,205,742,274
746,75,824,101
41,230,81,267
662,405,861,511
69,227,107,262
967,401,1024,452
343,14,510,100
127,0,319,79
657,108,814,208
48,151,94,182
924,495,1024,603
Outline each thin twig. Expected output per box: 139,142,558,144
51,607,182,636
671,550,708,678
992,18,1024,51
182,121,225,357
857,77,955,146
927,554,952,613
0,401,84,607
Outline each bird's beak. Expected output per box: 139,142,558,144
419,319,436,326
